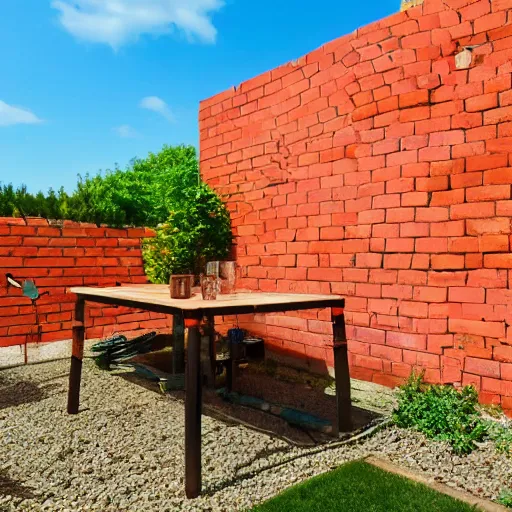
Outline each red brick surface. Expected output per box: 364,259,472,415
200,0,512,416
0,219,170,349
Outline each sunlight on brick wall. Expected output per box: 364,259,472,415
200,0,512,416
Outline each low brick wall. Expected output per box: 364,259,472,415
0,217,171,358
199,0,512,415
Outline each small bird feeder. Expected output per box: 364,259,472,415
170,274,193,299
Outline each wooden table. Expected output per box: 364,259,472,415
67,285,351,499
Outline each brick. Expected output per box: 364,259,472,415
451,142,486,161
431,159,465,176
351,326,386,345
387,331,427,351
450,318,505,339
465,93,498,112
467,218,511,235
486,137,512,153
384,254,412,269
484,105,512,124
431,221,465,237
465,253,484,269
352,102,378,121
449,287,485,303
385,238,414,253
399,90,429,108
431,254,465,270
413,286,447,303
401,191,429,207
356,253,383,268
465,357,500,379
484,254,512,268
479,235,509,252
484,168,512,184
467,154,508,172
399,301,428,318
466,125,497,142
371,344,403,363
494,345,512,363
430,131,465,147
369,269,398,284
430,189,465,206
400,222,429,238
307,268,343,281
451,202,495,219
466,185,510,202
428,271,467,287
415,207,449,222
415,177,447,193
415,236,448,254
448,236,479,253
475,11,507,33
503,363,512,381
497,201,512,216
451,172,483,189
400,106,431,123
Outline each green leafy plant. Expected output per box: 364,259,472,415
392,372,488,455
142,183,232,283
498,488,512,508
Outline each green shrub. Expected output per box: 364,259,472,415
142,183,232,283
392,372,488,455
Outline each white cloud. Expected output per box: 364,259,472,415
139,96,174,122
51,0,224,49
0,100,42,127
113,124,139,138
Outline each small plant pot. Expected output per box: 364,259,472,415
170,274,194,299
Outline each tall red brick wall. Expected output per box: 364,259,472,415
199,0,512,415
0,217,170,351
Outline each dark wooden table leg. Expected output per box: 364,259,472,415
67,298,85,414
172,313,185,375
332,304,352,435
205,314,216,388
184,312,202,499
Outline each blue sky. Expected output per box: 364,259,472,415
0,0,397,194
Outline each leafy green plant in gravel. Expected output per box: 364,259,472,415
498,488,512,508
142,183,232,283
485,420,512,457
392,372,488,455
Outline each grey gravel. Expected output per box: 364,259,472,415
1,359,511,511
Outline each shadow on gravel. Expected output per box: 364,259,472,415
0,470,35,499
0,373,63,410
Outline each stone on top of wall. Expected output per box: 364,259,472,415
401,0,425,11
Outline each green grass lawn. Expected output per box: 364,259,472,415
252,460,477,512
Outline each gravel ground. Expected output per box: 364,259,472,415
0,359,511,512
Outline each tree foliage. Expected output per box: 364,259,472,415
0,144,200,227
